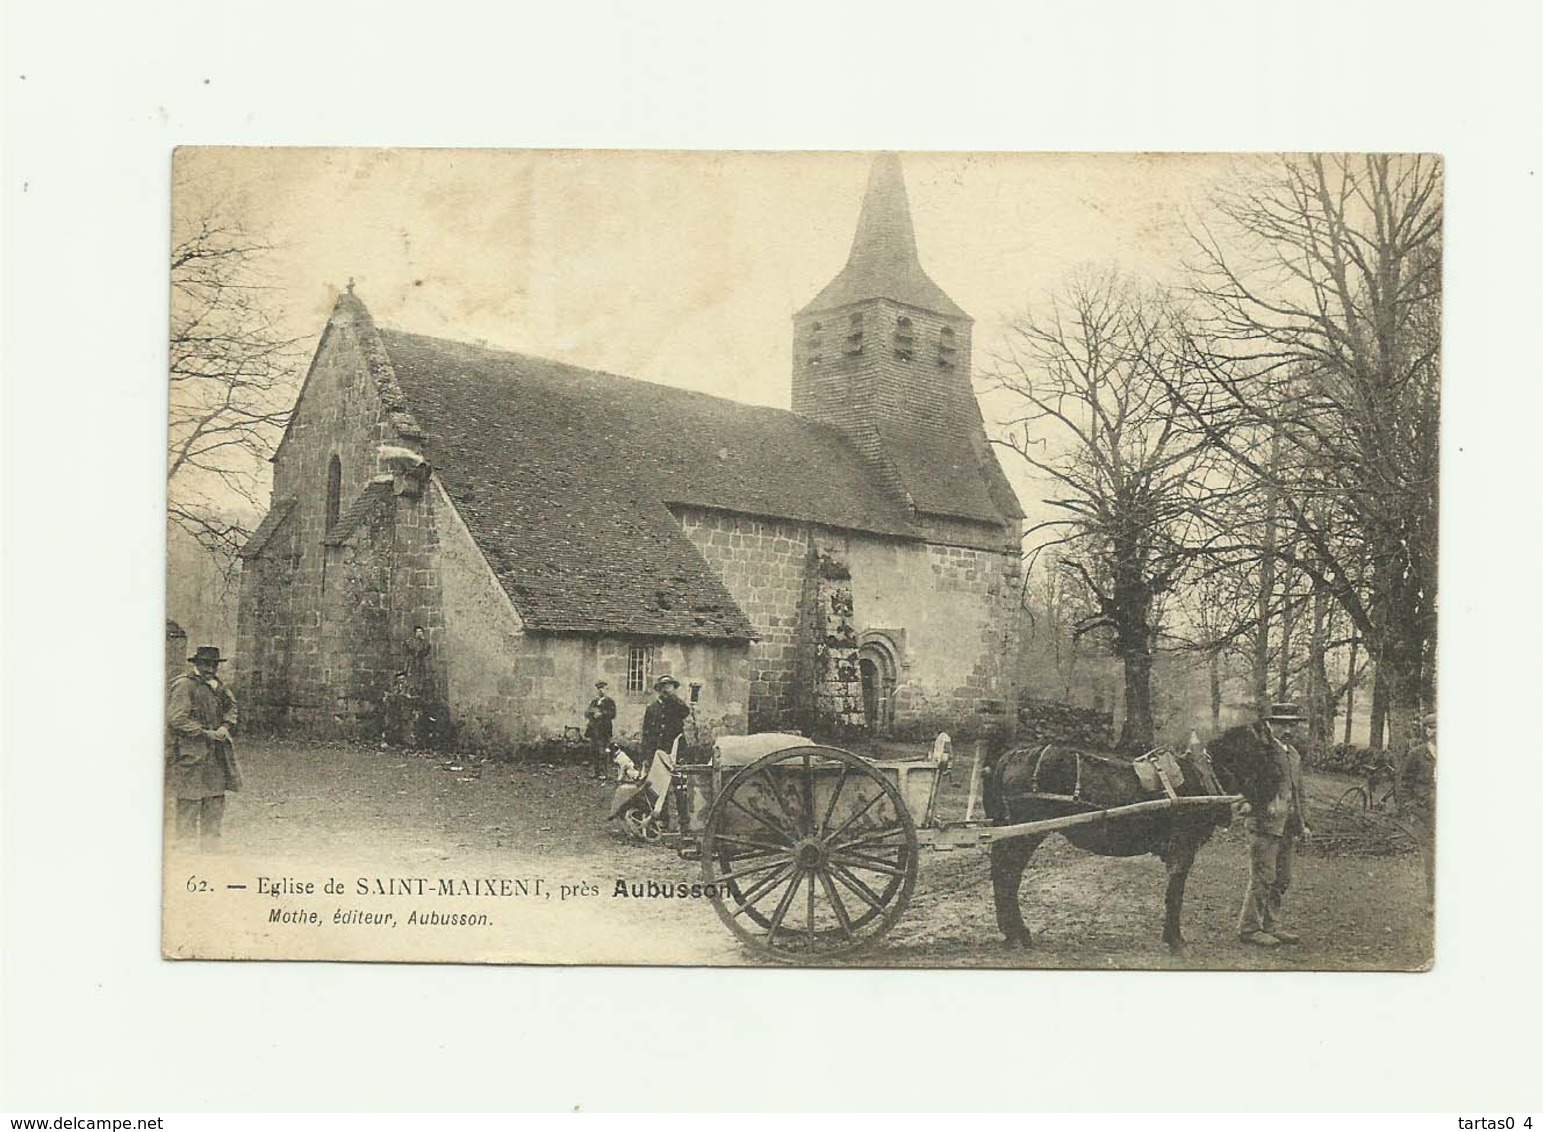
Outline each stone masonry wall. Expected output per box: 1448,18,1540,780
839,536,1019,739
675,509,810,730
812,554,863,730
677,506,1020,739
238,318,448,737
1015,698,1114,748
320,487,398,726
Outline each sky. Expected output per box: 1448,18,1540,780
172,149,1244,526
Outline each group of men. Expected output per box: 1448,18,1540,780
583,673,691,783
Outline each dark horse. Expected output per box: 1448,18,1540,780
985,725,1278,950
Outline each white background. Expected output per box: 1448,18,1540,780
3,0,1541,1113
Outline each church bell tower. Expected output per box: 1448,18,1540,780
792,153,978,444
792,154,1021,539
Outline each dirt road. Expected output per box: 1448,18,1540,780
164,739,1432,970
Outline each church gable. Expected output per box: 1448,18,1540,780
263,297,407,563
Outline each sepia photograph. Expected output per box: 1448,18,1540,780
8,0,1541,1116
165,148,1440,970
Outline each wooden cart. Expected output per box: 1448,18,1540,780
687,735,1239,963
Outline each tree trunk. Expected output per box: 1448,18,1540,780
1277,544,1295,702
1370,660,1389,750
1253,435,1281,715
1306,583,1331,755
1119,646,1155,751
1209,650,1222,732
1343,634,1358,746
1381,616,1427,798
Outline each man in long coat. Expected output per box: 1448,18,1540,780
583,680,618,779
641,675,691,830
166,645,242,852
1237,702,1311,946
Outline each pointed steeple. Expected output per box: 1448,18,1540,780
800,153,967,319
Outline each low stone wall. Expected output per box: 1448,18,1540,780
1016,698,1113,748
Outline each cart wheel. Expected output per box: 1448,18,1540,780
701,745,918,963
621,803,661,843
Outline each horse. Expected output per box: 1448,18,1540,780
984,725,1276,951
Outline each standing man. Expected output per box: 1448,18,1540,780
165,645,243,852
641,675,691,832
584,680,617,779
1238,701,1311,947
641,675,689,765
405,625,431,688
382,670,417,749
404,625,439,748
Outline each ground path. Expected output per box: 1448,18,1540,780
163,739,1432,970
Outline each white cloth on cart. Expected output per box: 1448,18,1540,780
713,732,816,768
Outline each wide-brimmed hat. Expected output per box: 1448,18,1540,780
594,680,609,689
653,675,680,691
1265,701,1305,723
189,645,227,665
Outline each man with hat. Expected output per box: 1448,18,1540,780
1238,701,1312,947
641,675,691,831
165,645,243,852
641,676,690,768
583,679,618,780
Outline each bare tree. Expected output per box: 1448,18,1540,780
990,270,1222,749
1023,550,1097,703
1163,552,1259,732
1175,154,1441,759
169,199,300,563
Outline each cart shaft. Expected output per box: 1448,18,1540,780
921,794,1243,851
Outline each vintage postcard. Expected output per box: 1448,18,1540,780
163,149,1438,968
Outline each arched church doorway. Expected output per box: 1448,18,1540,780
857,640,898,732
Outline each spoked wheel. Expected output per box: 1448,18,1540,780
621,802,661,842
700,745,919,963
1333,786,1370,818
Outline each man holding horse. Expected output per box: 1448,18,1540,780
1237,702,1312,947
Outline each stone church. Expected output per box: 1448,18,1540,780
236,155,1025,751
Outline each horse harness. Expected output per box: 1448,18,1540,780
1023,744,1188,805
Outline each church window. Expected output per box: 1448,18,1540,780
846,310,864,355
325,455,342,532
626,645,650,693
894,315,915,361
806,321,823,367
937,325,957,369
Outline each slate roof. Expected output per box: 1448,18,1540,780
323,477,395,546
237,495,296,559
377,330,1016,640
800,154,968,319
875,420,1017,524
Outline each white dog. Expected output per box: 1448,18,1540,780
611,747,642,783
